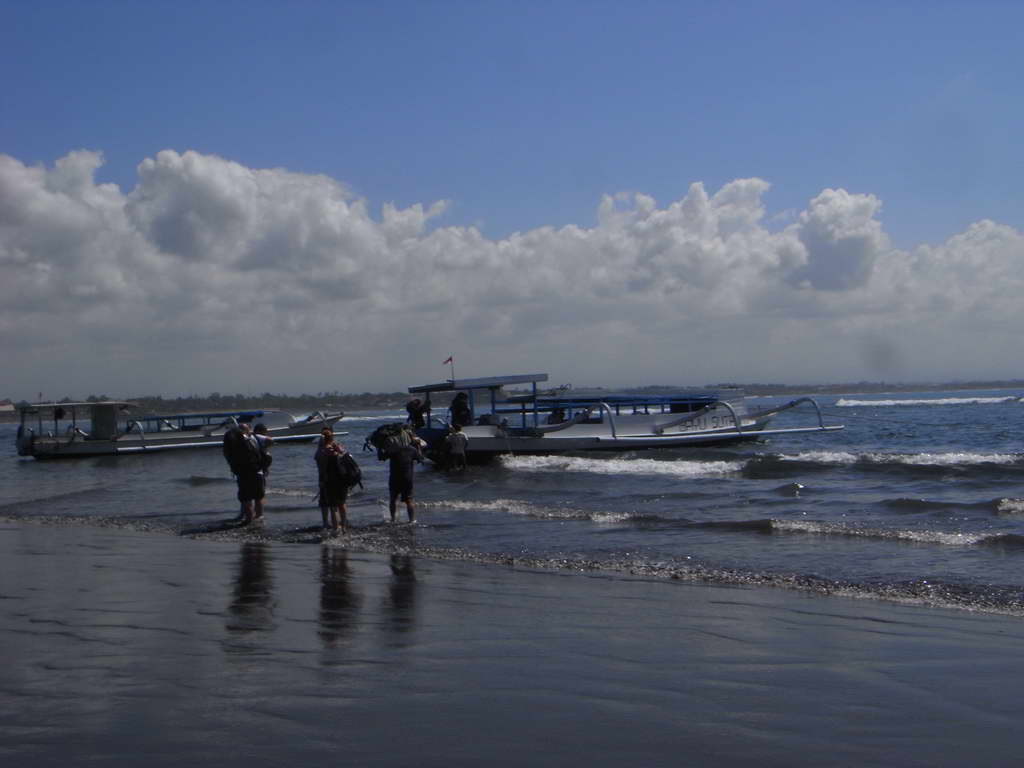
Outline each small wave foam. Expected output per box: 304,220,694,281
421,497,663,523
772,519,989,546
500,455,744,478
835,395,1021,407
995,498,1024,515
817,450,1017,466
749,450,1019,475
266,487,319,499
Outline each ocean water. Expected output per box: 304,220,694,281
3,388,1024,613
4,388,1024,766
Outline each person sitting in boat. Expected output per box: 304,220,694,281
405,398,430,429
449,392,472,428
546,408,566,425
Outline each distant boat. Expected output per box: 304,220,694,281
16,401,344,459
407,373,843,463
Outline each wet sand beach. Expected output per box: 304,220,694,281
1,519,1021,767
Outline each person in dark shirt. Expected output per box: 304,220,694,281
223,422,265,525
387,440,424,523
449,392,472,427
405,398,430,429
314,427,334,528
321,440,357,532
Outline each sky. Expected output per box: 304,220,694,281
2,0,1023,400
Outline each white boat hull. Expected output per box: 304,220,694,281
405,373,844,464
424,403,841,461
20,415,344,459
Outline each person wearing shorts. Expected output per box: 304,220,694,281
228,422,265,524
387,440,424,523
321,441,354,532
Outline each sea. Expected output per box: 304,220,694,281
3,388,1024,766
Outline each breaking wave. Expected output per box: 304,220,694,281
744,450,1023,478
996,498,1024,515
783,450,1019,466
770,519,990,546
835,395,1022,407
500,454,744,478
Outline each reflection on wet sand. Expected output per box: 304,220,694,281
225,542,275,641
319,547,361,647
382,554,418,638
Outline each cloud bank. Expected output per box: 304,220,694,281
1,149,1022,399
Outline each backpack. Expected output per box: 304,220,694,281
364,422,415,461
223,427,259,474
333,451,363,488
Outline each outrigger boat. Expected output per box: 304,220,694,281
408,373,842,462
16,401,345,459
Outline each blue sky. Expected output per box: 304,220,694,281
7,0,1021,246
2,1,1023,398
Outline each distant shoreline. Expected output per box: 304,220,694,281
3,379,1022,423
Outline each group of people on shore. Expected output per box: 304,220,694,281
223,393,476,530
405,397,469,471
222,420,427,534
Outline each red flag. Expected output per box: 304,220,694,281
442,356,453,365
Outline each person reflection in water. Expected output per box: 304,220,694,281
319,547,360,648
382,554,418,637
226,543,274,639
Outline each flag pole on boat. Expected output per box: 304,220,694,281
443,355,455,382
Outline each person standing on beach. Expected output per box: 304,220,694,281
314,427,335,529
387,438,424,523
253,423,273,474
323,440,361,532
315,428,361,532
224,422,266,525
251,423,273,523
223,423,247,521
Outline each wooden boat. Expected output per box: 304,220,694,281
15,401,344,459
407,373,842,462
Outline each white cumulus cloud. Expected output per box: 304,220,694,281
1,149,1021,399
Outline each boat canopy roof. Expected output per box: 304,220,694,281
529,392,721,408
409,373,549,394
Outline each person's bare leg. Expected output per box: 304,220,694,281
242,501,254,524
339,503,348,533
389,493,398,523
406,499,415,523
321,504,329,529
253,499,264,521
